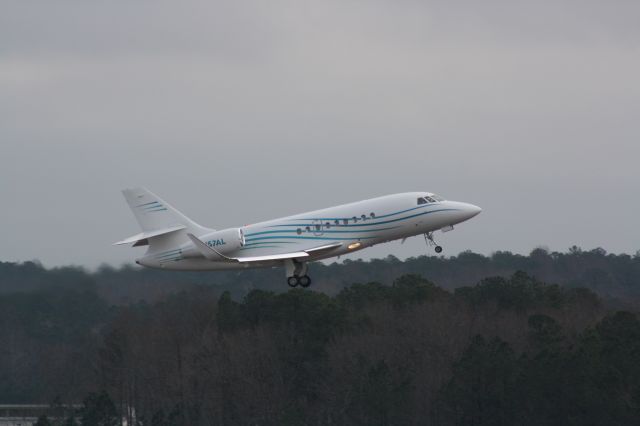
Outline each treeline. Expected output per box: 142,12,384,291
92,273,626,425
2,247,640,306
3,270,640,424
2,249,640,424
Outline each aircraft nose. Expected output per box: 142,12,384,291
463,203,482,219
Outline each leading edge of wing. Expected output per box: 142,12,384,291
187,233,342,263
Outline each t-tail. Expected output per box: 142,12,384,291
114,187,212,253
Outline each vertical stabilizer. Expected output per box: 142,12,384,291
120,188,211,252
122,188,207,233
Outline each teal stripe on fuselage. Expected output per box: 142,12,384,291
156,250,182,257
245,235,379,243
156,253,183,260
245,226,400,237
240,245,282,250
155,249,181,257
242,241,296,247
268,208,458,229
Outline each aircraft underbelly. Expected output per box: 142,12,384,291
148,258,280,271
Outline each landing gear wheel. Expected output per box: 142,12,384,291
287,276,299,287
298,275,311,288
424,232,444,255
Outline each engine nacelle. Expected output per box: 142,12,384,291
199,227,245,255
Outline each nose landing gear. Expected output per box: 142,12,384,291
424,232,443,254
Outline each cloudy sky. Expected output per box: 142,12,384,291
1,0,639,268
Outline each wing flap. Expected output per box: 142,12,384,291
304,242,342,255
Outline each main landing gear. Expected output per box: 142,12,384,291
287,275,312,288
424,232,443,254
285,259,311,288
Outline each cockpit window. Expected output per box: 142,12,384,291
418,194,445,205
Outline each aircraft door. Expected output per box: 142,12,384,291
312,219,324,236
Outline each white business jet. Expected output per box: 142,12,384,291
115,188,481,287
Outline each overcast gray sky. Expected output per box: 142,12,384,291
1,0,639,268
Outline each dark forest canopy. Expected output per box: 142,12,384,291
1,248,640,425
2,247,640,306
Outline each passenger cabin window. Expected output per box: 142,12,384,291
352,216,358,222
334,220,340,226
361,214,367,221
370,212,376,218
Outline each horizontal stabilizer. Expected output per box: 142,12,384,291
114,225,186,246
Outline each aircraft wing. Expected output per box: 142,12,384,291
187,233,341,263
